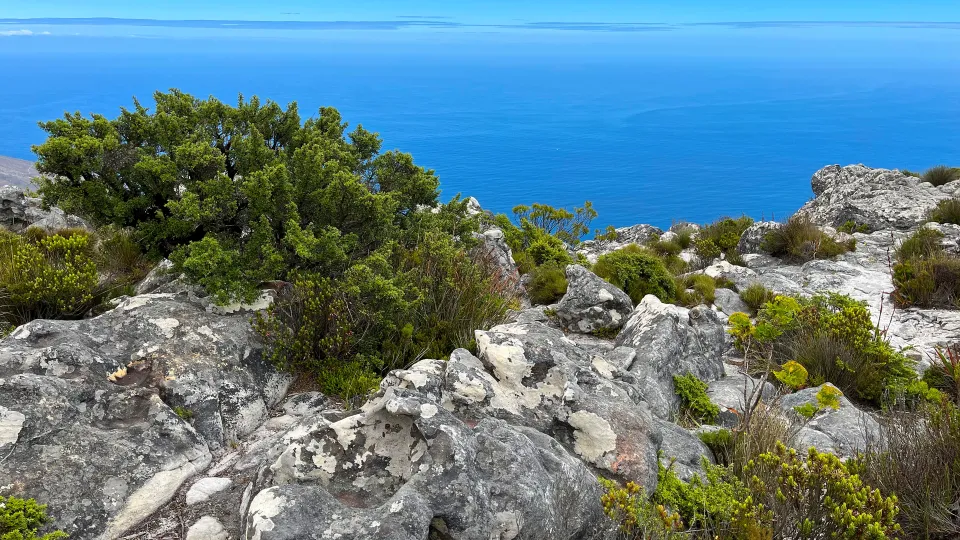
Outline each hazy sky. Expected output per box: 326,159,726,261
5,0,960,23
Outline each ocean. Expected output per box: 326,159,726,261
1,26,959,228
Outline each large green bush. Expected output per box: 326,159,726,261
730,293,917,406
0,495,67,540
34,91,517,400
593,245,676,304
526,261,568,306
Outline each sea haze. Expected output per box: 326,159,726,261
0,23,958,228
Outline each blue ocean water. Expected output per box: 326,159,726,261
1,28,959,228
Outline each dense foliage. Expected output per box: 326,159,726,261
33,91,517,400
673,373,719,424
729,293,917,406
892,228,960,309
593,245,676,304
0,496,67,540
762,214,855,262
0,227,148,332
928,198,960,225
921,165,960,187
693,216,753,265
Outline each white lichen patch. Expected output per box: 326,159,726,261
330,415,363,450
419,403,439,419
148,318,180,339
597,288,615,302
475,332,530,385
0,407,26,446
567,410,618,463
247,487,287,540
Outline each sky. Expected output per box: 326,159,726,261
4,0,960,23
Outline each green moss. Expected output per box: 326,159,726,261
593,245,676,304
837,220,870,234
173,406,194,420
673,373,720,424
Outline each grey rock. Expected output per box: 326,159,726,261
186,477,233,506
615,295,727,419
713,288,750,316
737,221,782,254
246,396,608,540
576,223,663,263
707,374,777,428
656,419,714,482
474,228,520,288
556,265,633,334
0,293,289,539
698,260,760,291
134,259,177,295
800,164,947,231
0,186,88,233
186,516,229,540
779,384,880,457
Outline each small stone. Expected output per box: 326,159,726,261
186,516,228,540
186,477,233,506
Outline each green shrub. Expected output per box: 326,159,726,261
593,245,676,304
600,478,685,538
647,235,683,258
762,214,854,262
892,228,960,309
731,293,917,406
0,229,99,325
671,224,697,250
673,373,720,424
921,165,960,187
901,169,921,178
738,283,775,312
745,442,901,539
694,216,753,264
675,274,716,308
511,201,596,246
929,198,960,225
924,345,960,405
0,495,67,540
837,220,870,234
857,400,960,538
526,261,568,306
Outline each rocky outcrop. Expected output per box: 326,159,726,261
615,295,727,418
576,223,663,263
0,185,88,232
779,384,881,458
474,228,521,287
0,293,289,539
737,221,781,254
798,164,952,231
556,264,634,334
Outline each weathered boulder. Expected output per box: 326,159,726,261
245,386,609,540
576,223,663,263
656,419,714,482
799,164,948,231
0,293,289,539
779,384,881,458
474,228,520,287
737,221,782,254
615,295,727,419
698,260,760,291
556,264,633,334
707,374,777,427
713,287,750,316
0,186,88,232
